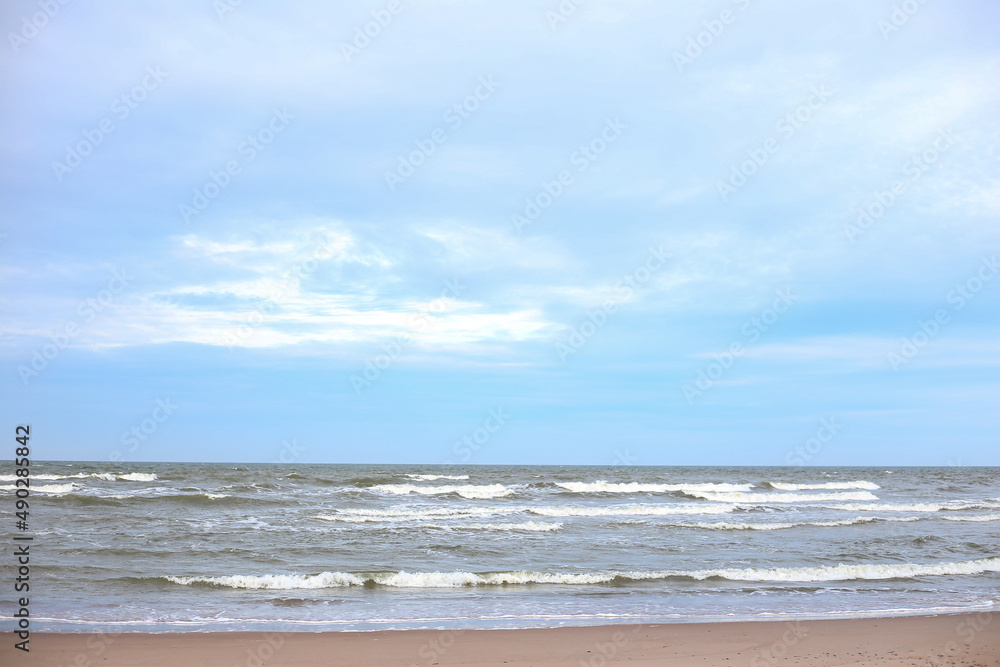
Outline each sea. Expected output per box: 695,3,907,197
2,463,998,633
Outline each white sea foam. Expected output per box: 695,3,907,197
0,483,77,494
691,491,879,503
528,504,736,517
0,473,81,481
767,481,880,491
941,514,1000,522
406,474,470,481
164,557,1000,589
369,484,513,499
313,506,515,523
823,502,998,513
0,472,158,482
419,522,563,532
116,472,158,481
678,516,922,531
556,481,753,494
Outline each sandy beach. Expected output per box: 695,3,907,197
5,613,997,666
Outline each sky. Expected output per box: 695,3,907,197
1,0,998,465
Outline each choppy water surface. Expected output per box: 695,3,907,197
2,463,997,631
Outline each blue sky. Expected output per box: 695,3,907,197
1,0,998,465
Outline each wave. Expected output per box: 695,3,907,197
313,507,515,523
162,557,1000,589
0,472,158,482
690,491,879,503
673,516,923,531
406,474,470,481
419,522,562,532
941,514,1000,522
823,502,1000,513
555,481,753,494
766,481,880,491
0,483,77,494
0,473,78,481
528,504,736,517
368,484,513,500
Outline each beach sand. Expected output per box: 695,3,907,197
5,613,997,666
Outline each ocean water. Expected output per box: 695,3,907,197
2,463,998,632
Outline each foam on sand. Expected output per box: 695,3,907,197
164,557,1000,589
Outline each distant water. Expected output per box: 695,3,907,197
2,463,998,632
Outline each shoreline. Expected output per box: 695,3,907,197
5,612,996,666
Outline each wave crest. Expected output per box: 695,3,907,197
766,480,880,491
691,491,879,503
556,481,753,494
163,557,1000,589
369,484,513,499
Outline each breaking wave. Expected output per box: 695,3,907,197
555,481,753,494
690,491,879,503
766,481,880,491
313,507,516,523
823,502,1000,513
0,472,158,482
368,484,513,499
527,504,736,517
405,474,470,481
163,557,1000,589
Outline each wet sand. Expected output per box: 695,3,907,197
4,612,997,666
